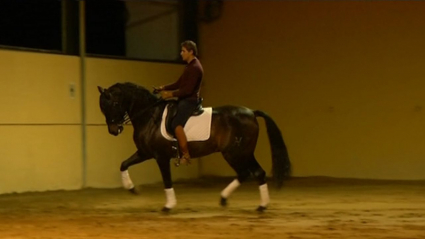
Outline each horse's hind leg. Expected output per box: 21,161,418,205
219,153,251,207
246,154,269,212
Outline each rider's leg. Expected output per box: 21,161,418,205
171,99,198,165
174,125,190,162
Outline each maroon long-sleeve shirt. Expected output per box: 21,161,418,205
163,58,203,100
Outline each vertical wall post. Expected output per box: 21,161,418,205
79,0,87,188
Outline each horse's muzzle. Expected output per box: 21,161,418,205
108,124,124,136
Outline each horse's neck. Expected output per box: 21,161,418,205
126,94,152,116
127,99,164,129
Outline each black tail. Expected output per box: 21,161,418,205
254,110,291,189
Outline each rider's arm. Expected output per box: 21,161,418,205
162,76,182,91
172,67,201,98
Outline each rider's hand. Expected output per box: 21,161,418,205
152,86,164,94
160,91,173,100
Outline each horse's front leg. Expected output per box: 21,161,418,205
156,157,176,212
120,151,150,193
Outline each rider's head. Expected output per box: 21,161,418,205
180,40,197,63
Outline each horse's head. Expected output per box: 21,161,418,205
98,85,127,136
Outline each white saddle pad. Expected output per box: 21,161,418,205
160,106,213,142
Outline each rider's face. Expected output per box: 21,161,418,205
180,47,193,62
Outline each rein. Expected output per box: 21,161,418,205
122,98,166,125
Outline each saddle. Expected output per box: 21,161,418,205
165,98,204,136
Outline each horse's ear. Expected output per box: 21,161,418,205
97,86,105,94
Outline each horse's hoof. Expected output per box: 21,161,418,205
220,197,227,207
256,206,267,213
128,187,139,195
161,207,171,213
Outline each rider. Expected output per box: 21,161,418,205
154,40,204,165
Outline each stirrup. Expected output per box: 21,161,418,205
172,145,181,167
174,158,180,167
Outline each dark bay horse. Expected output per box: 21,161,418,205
98,82,291,212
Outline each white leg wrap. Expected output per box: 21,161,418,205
221,179,241,198
121,170,134,190
259,183,270,207
164,188,177,209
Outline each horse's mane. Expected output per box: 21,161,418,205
109,82,158,104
